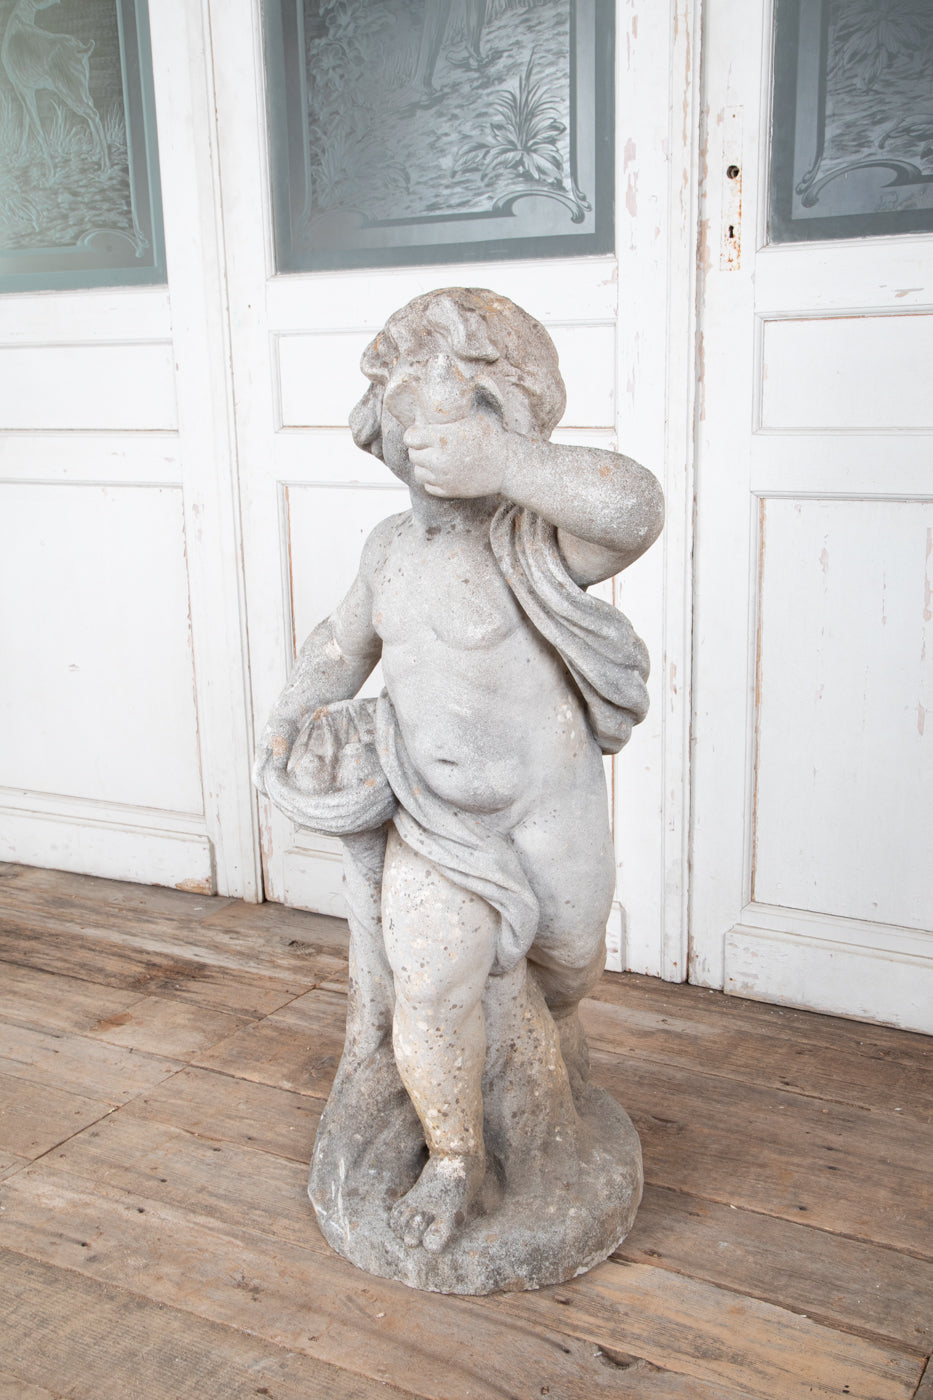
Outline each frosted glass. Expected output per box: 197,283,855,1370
263,0,615,271
770,0,933,241
0,0,165,291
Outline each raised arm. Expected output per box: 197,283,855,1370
500,434,663,584
403,411,663,585
253,520,391,797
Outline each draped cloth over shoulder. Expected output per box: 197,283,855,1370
489,502,650,754
282,503,649,972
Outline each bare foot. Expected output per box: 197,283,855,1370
390,1151,485,1253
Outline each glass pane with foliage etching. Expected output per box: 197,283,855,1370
264,0,614,271
770,0,933,241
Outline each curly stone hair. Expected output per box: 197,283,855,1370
349,287,566,458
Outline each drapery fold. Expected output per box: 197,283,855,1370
489,502,649,754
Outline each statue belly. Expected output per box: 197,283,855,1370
386,638,573,815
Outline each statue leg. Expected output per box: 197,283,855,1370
381,825,498,1253
511,790,615,1090
309,826,426,1248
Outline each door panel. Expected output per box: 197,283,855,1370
0,482,202,811
0,343,177,430
0,286,210,887
753,496,932,929
758,314,933,430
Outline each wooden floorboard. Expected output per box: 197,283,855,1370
0,1018,182,1104
0,923,331,1015
619,1185,933,1355
914,1360,933,1400
1,865,930,1400
0,1150,30,1182
581,985,933,1120
0,1248,412,1400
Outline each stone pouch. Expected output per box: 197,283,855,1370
285,698,397,836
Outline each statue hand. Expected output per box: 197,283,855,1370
403,410,511,499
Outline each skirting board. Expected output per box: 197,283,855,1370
0,792,214,895
283,840,346,919
725,918,933,1034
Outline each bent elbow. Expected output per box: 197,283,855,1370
642,472,665,548
621,467,664,559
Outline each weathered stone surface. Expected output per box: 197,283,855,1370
254,288,663,1293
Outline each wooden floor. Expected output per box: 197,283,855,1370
0,864,930,1400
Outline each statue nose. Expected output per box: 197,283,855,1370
383,372,420,426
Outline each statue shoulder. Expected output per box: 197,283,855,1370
359,509,411,579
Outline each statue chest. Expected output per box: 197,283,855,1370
371,525,525,653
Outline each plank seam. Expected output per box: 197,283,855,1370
636,1179,933,1264
612,1243,930,1360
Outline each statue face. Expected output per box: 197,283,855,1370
382,351,475,431
374,321,480,485
378,410,414,485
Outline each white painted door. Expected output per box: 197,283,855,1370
691,0,933,1030
0,0,259,898
208,0,698,979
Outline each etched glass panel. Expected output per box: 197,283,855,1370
770,0,933,241
264,0,614,271
0,0,165,291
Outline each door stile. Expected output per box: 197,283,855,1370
148,0,262,899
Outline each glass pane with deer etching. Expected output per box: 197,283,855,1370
0,0,164,290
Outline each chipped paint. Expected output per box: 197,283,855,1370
623,137,638,222
697,217,713,274
175,877,213,896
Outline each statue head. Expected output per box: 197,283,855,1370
349,288,566,475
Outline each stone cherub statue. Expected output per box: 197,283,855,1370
253,288,664,1294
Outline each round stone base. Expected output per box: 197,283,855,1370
309,1080,643,1295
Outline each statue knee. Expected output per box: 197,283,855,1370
528,936,607,1011
392,966,481,1027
